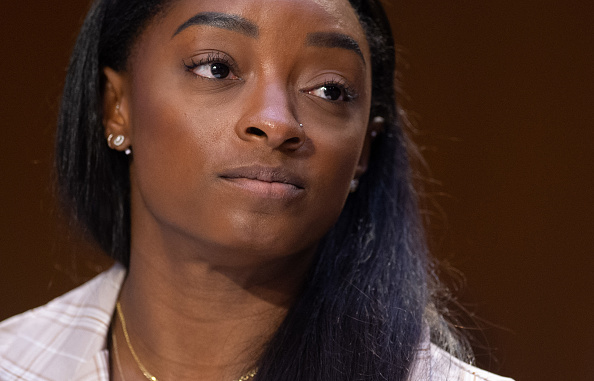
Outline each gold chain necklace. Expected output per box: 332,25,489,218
115,302,258,381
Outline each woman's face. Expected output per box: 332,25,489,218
113,0,373,262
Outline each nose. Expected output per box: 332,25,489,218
235,84,305,151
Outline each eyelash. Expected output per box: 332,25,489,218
182,53,358,102
183,52,239,78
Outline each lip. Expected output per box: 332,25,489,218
218,165,306,199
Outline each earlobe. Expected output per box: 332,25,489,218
102,67,132,153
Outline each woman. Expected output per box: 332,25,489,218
0,0,513,380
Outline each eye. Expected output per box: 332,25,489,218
309,85,342,101
305,81,358,102
193,62,237,79
183,53,240,80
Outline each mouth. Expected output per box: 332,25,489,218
218,165,305,199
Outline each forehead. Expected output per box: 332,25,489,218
148,0,368,49
160,0,363,24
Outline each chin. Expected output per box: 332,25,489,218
228,231,305,258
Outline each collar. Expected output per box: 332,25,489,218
0,263,126,381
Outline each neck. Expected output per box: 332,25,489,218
114,231,314,381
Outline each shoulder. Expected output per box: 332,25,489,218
431,344,514,381
0,264,125,381
409,341,514,381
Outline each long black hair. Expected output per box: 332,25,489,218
55,0,466,379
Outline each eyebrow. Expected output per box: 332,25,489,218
305,32,365,63
173,12,259,38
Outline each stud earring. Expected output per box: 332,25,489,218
113,135,125,147
370,116,384,138
107,133,125,148
299,123,303,128
349,179,359,193
125,148,132,156
372,116,385,124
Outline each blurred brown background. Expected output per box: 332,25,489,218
1,1,593,380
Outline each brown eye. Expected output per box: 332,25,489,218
306,82,358,102
308,85,344,101
321,85,342,101
184,53,240,80
193,62,238,79
209,63,230,79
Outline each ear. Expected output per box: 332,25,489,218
354,116,385,179
102,67,131,152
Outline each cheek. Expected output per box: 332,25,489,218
306,132,365,223
127,76,228,224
